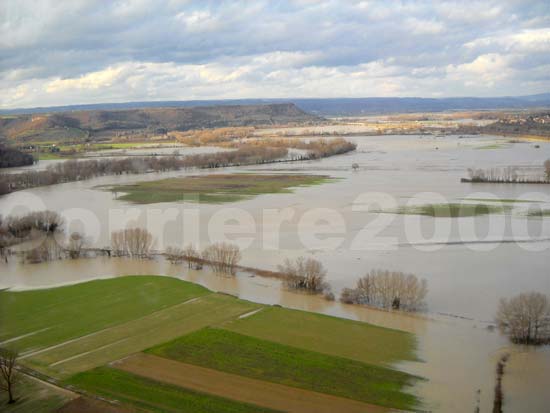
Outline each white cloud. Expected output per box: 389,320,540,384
446,53,513,87
465,28,550,53
46,66,126,92
1,0,549,107
406,18,445,35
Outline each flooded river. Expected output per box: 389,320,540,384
1,133,549,411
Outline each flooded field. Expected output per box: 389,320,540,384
1,133,550,411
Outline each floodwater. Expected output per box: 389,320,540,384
2,256,549,412
1,133,550,411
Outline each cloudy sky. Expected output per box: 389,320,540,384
1,0,549,108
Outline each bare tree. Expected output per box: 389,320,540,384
278,257,329,294
544,159,550,181
22,236,63,264
0,348,18,405
340,270,428,312
165,246,185,264
183,243,201,268
496,292,550,344
66,232,86,259
202,242,241,275
0,217,13,263
110,228,153,258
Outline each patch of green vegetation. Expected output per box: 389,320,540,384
30,294,260,378
527,209,550,217
223,306,417,365
65,367,279,413
149,328,420,410
34,151,66,160
475,143,507,150
109,173,336,204
90,141,178,150
1,374,70,413
0,276,209,354
386,203,510,217
461,198,539,203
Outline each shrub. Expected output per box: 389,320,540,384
496,292,550,344
278,257,329,294
340,270,428,312
202,242,241,275
111,228,153,258
182,243,201,268
165,246,185,264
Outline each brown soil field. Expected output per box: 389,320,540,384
114,353,391,413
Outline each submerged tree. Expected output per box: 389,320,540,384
111,228,153,258
165,246,185,264
202,242,241,275
183,244,201,268
66,232,87,259
496,292,550,344
340,269,428,312
544,159,550,181
0,348,19,405
278,257,330,294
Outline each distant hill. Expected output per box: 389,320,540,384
0,103,320,142
1,94,549,117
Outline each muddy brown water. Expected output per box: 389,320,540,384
1,133,550,412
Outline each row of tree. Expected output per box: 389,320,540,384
465,159,550,183
5,211,548,345
0,146,34,168
0,137,358,196
222,137,358,159
0,146,289,195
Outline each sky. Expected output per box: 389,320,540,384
1,0,550,109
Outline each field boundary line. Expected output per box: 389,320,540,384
49,337,130,367
238,308,264,319
0,327,51,345
20,295,207,359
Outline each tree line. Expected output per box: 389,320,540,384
464,159,550,184
0,146,287,195
0,146,34,168
0,138,357,195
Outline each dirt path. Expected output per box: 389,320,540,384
114,353,390,413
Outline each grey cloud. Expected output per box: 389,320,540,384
0,0,549,108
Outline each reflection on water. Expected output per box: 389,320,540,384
2,257,549,412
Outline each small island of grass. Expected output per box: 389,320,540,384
527,209,550,217
387,203,510,217
108,173,335,204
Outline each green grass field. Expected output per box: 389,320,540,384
0,276,209,354
2,276,421,411
387,202,509,217
527,209,550,217
66,367,279,413
223,306,417,366
27,294,260,377
149,328,420,410
108,173,335,204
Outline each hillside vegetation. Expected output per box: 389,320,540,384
0,103,321,143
